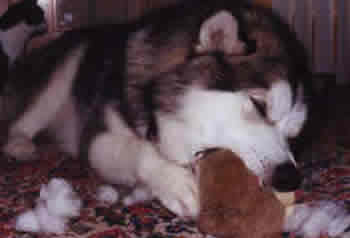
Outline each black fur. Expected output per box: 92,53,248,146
0,45,8,91
0,0,46,92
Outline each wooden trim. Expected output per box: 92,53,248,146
254,0,272,7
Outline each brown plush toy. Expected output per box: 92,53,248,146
196,148,292,238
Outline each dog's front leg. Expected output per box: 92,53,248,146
136,142,199,219
88,132,199,219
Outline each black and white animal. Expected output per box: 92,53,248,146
1,0,310,218
0,0,47,68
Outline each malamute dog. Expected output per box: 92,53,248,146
1,0,310,218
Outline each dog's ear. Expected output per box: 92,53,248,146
196,10,245,55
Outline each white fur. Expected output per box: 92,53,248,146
267,80,293,123
15,178,82,234
277,96,307,138
88,107,142,186
135,143,199,218
157,88,294,180
88,109,199,217
277,86,307,138
97,185,119,204
247,82,307,139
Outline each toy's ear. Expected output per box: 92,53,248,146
196,10,245,55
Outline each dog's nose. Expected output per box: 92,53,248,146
271,162,303,192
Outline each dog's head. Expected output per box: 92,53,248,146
183,84,305,192
224,89,305,192
180,7,308,190
190,7,308,192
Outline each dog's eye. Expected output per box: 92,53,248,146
250,97,267,118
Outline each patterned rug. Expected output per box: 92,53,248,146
1,86,350,238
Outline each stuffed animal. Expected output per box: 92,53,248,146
195,148,294,238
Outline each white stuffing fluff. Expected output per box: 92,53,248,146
285,200,350,238
15,210,40,233
34,202,67,233
39,178,82,218
96,185,119,204
15,178,82,234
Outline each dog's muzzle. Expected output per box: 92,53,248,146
271,162,303,192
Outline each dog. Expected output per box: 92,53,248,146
1,0,310,218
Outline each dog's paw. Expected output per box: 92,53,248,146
137,144,199,218
145,163,199,218
3,135,37,161
157,165,199,218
